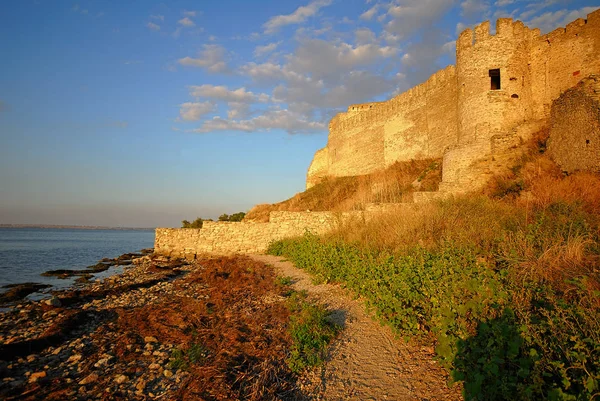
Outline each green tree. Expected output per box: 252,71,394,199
218,213,230,222
229,212,246,222
182,217,204,228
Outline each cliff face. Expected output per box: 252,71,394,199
307,9,600,192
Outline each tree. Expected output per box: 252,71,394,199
229,212,246,222
218,214,230,222
182,217,204,228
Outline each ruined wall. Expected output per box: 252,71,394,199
326,110,385,177
307,9,600,193
306,147,328,189
530,11,600,118
318,65,459,181
154,211,364,257
547,75,600,173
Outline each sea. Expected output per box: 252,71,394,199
0,227,155,299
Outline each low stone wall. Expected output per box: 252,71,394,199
154,211,364,258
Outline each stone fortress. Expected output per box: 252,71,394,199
307,9,600,192
155,11,600,257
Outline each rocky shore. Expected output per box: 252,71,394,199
0,253,301,400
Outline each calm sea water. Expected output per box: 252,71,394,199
0,228,155,295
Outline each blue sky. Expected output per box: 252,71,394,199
0,0,597,227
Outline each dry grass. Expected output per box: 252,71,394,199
498,230,597,289
332,195,521,254
245,159,442,222
325,127,600,295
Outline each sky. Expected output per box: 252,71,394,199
0,0,598,228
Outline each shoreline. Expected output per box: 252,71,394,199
0,249,154,304
0,253,302,400
0,224,155,231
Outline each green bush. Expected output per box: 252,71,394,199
182,217,204,228
285,291,340,373
218,212,246,222
267,227,600,400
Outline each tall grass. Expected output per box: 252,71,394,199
267,141,600,399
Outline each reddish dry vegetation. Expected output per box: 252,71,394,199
118,256,299,400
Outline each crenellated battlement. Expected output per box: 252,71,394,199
456,18,540,54
347,101,385,112
538,8,600,43
307,9,600,191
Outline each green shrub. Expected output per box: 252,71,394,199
182,217,204,228
285,291,340,373
268,224,600,399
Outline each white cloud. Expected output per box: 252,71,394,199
189,85,270,103
179,101,216,121
147,22,160,31
384,0,456,39
263,0,333,34
226,102,252,119
254,42,281,57
150,14,164,21
461,0,489,17
178,17,195,27
456,21,468,35
360,4,379,20
183,10,197,17
526,6,598,33
192,109,326,134
287,39,397,81
178,45,230,73
442,40,456,54
355,28,377,45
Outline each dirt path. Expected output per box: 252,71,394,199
250,254,463,401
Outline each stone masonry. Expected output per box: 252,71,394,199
547,75,600,173
307,10,600,193
154,205,414,258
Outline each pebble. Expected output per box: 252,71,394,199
79,373,99,385
44,297,62,307
0,253,194,400
28,371,46,383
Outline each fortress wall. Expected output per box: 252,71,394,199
306,147,329,189
529,9,600,118
324,65,459,178
308,11,600,193
424,66,459,157
547,76,600,173
456,19,537,146
384,66,458,165
154,211,364,257
347,101,386,112
327,120,385,176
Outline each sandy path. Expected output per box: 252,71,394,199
250,254,463,401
